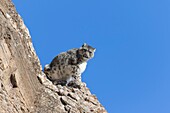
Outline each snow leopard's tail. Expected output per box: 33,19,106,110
44,64,51,75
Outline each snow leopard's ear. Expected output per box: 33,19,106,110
93,48,96,52
82,43,87,47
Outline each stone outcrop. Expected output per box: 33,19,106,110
0,0,107,112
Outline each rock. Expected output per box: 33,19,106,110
0,0,107,112
67,92,80,101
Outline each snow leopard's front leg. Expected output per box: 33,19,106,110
63,65,81,85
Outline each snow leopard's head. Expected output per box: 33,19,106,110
78,43,96,62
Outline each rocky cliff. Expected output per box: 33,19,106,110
0,0,107,112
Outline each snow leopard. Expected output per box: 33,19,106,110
44,43,96,87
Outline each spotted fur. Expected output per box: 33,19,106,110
44,43,96,86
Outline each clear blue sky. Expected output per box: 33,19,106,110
12,0,170,113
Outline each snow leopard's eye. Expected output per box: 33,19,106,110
89,51,92,54
82,49,87,52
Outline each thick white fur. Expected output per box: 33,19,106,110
79,62,87,73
